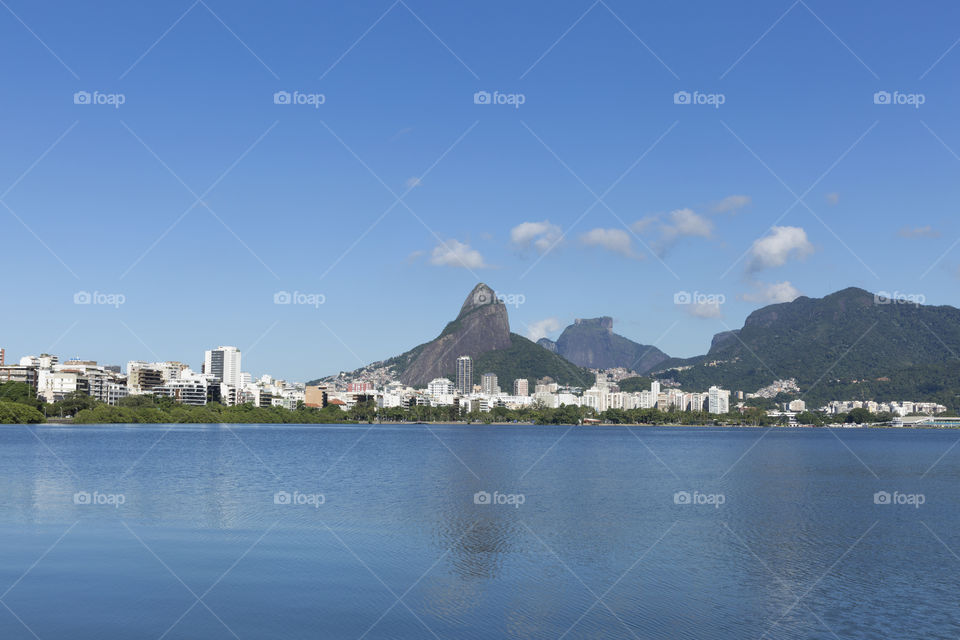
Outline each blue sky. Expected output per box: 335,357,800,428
3,0,960,381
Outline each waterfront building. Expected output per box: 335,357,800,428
481,373,499,396
513,378,529,397
203,346,241,387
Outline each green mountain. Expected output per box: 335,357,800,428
538,316,670,373
656,287,960,408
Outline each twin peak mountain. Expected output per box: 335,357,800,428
373,283,666,388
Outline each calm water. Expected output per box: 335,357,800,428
0,424,958,639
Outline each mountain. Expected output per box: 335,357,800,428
657,287,960,407
538,316,670,373
319,283,592,388
388,283,512,387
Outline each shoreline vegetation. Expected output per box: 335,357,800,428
0,382,950,428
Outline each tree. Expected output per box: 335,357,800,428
845,407,874,424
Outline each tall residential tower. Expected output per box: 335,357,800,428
456,356,473,395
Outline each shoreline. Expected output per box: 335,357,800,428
15,420,955,430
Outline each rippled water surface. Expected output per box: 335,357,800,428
0,423,958,639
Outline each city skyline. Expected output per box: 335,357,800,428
4,2,960,381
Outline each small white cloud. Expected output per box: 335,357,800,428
633,209,713,255
510,220,562,254
712,195,751,214
405,250,424,264
526,317,561,341
898,225,939,239
742,281,802,304
825,192,840,205
630,216,659,233
429,240,488,269
748,226,813,272
661,208,713,242
404,177,422,189
580,228,637,258
687,301,723,318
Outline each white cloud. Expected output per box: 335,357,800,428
580,228,637,258
510,220,562,254
712,195,751,214
742,281,802,304
898,225,939,239
429,240,489,269
748,226,814,271
630,216,658,233
688,301,723,318
404,177,422,189
632,208,713,255
526,317,561,341
660,208,713,242
825,192,840,205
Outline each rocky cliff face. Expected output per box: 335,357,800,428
397,283,512,387
551,316,670,373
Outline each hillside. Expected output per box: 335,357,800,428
656,287,960,407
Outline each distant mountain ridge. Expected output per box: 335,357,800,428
655,287,960,406
538,316,670,374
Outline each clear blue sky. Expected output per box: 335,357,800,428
3,1,960,380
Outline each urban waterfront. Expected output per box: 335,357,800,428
0,423,957,639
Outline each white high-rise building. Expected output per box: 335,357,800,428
513,378,529,397
481,372,499,396
204,346,241,387
708,386,730,414
650,380,661,397
456,356,473,396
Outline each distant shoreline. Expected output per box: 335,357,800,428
17,420,955,430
